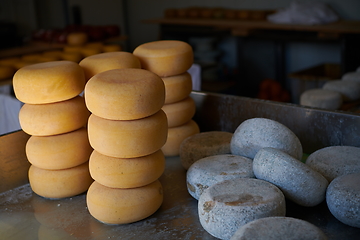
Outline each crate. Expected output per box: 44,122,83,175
288,63,341,104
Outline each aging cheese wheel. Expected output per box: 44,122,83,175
60,52,83,62
13,61,85,104
102,44,122,52
162,72,193,104
28,162,93,199
88,110,168,158
198,178,286,240
133,40,194,77
86,180,163,224
0,65,15,80
79,52,141,80
80,47,102,58
89,149,165,188
300,88,342,110
67,32,88,46
162,96,196,128
342,71,360,83
85,68,165,120
19,96,90,136
162,120,200,157
323,80,360,102
26,127,93,170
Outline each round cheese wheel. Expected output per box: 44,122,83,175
305,145,360,182
42,50,63,58
187,154,254,200
198,178,286,240
162,120,200,157
102,44,122,52
13,61,86,104
19,96,90,136
85,68,165,120
300,88,342,110
28,162,93,199
88,110,168,158
0,57,20,67
342,71,360,83
0,65,15,80
133,40,194,77
67,32,88,46
180,131,233,169
253,147,328,207
323,80,360,102
86,180,163,224
80,47,102,58
13,60,37,70
89,149,165,188
231,217,328,240
162,72,193,104
79,52,141,80
162,96,196,128
230,118,303,160
63,45,83,54
60,52,83,63
21,53,42,62
26,127,93,170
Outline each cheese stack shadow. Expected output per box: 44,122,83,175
12,61,93,199
133,40,200,157
84,68,167,225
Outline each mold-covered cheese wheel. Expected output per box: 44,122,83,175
300,88,342,110
86,180,163,224
26,127,93,170
133,40,193,77
162,96,196,128
28,162,93,199
85,68,165,120
89,150,165,188
162,72,193,104
19,96,90,136
88,110,168,158
13,61,85,104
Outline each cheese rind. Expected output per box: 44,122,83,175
162,96,196,128
88,110,168,158
162,72,193,104
85,68,165,120
86,180,163,224
89,150,165,188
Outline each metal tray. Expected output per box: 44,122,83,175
1,91,360,239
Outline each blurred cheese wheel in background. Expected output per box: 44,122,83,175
63,45,83,54
67,32,88,46
102,44,122,52
21,53,42,62
26,127,92,170
87,110,168,158
86,180,163,224
61,52,83,62
79,52,141,80
162,72,193,104
13,61,85,104
85,68,165,120
0,65,15,80
89,149,165,189
0,57,20,67
133,40,193,77
162,96,196,128
28,162,93,199
42,50,63,59
80,46,102,58
19,96,90,136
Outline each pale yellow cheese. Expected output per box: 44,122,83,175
85,68,165,120
87,110,168,158
13,61,86,104
162,72,193,104
89,149,165,188
19,96,90,136
86,180,163,224
26,127,93,170
162,96,196,128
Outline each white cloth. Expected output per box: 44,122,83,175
0,94,22,135
188,63,202,91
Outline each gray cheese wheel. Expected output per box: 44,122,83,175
342,71,360,83
306,145,360,182
300,88,342,110
198,178,286,240
180,131,233,170
230,216,328,240
230,118,303,160
322,80,360,102
326,173,360,228
186,154,254,200
253,147,328,207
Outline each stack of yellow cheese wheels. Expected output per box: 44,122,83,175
133,40,200,157
12,61,93,199
85,68,167,224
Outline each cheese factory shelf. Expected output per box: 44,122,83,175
1,91,360,239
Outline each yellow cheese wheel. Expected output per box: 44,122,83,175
79,52,141,80
13,60,37,70
13,61,86,104
0,65,15,80
28,162,93,199
26,127,93,170
42,50,63,58
88,110,168,158
102,44,122,52
80,47,102,58
67,32,88,46
133,40,194,77
85,68,165,120
86,180,163,224
162,96,196,128
60,52,83,62
19,96,90,136
0,57,20,67
21,53,42,62
162,120,200,157
89,149,165,188
163,72,193,104
63,45,83,54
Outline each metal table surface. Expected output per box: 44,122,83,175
1,91,360,239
